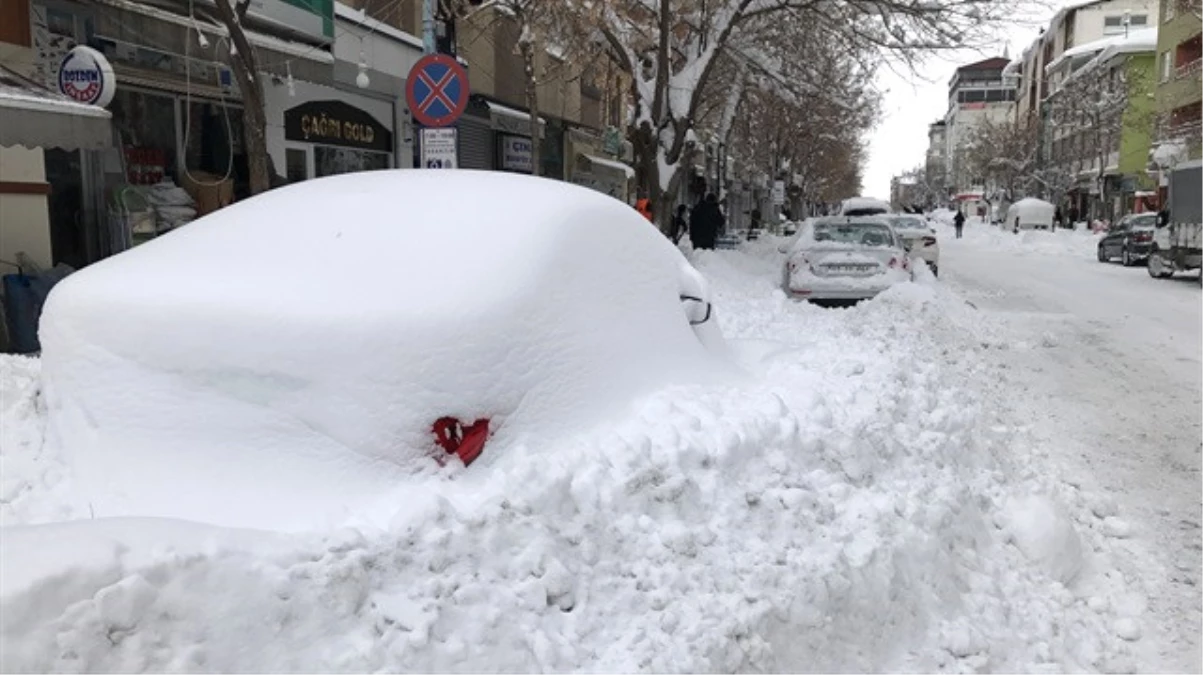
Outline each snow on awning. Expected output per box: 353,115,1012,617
0,65,112,151
580,153,634,179
486,100,545,138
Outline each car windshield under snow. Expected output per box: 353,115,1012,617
891,218,926,229
813,223,895,247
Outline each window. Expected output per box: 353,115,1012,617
1105,14,1149,33
1161,50,1173,81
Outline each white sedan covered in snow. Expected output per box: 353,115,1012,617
884,214,941,276
781,216,913,301
37,170,732,532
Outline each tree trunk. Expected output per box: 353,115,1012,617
518,34,542,177
214,0,270,196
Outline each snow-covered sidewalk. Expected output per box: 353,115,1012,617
0,237,1151,672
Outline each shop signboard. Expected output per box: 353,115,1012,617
771,180,785,206
284,99,392,153
500,135,533,172
57,45,116,107
421,128,457,169
193,0,334,45
500,134,533,173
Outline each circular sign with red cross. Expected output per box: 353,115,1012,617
405,54,470,128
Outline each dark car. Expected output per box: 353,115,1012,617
1097,213,1157,266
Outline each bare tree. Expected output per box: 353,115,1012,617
212,0,270,195
578,0,1017,232
1047,51,1155,219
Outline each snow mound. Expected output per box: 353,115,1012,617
1,235,1131,672
37,170,730,532
937,222,1099,259
1001,494,1085,585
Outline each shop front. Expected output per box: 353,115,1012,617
270,92,394,181
565,126,632,203
0,62,112,273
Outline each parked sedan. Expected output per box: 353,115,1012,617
884,214,941,276
782,217,912,301
1097,212,1158,266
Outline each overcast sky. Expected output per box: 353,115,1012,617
862,1,1077,199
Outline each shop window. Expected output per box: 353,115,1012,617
314,146,390,177
110,89,178,185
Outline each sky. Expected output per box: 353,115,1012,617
862,0,1080,199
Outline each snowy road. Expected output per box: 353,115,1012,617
940,225,1202,673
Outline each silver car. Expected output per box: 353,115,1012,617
782,216,913,301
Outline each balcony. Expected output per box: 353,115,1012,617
1176,58,1202,80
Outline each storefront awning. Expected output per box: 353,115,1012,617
486,100,545,138
580,153,633,179
0,66,112,151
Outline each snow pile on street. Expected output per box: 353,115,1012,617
36,170,729,532
0,228,1136,672
937,221,1100,258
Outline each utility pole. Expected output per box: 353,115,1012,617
423,0,435,53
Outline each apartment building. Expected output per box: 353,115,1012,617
943,57,1016,207
1012,0,1159,128
1153,0,1202,165
925,120,947,198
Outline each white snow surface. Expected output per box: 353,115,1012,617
36,170,731,532
0,228,1167,672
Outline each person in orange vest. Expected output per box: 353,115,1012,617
635,197,654,222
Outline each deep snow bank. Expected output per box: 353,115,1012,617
1,237,1132,672
38,170,728,531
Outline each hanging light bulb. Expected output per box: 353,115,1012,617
193,20,209,48
286,61,296,97
356,55,370,89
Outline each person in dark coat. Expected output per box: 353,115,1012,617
953,209,966,239
689,193,724,250
671,204,689,244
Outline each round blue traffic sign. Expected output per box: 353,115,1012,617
405,54,469,128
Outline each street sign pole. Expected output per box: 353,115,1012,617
422,0,435,54
406,54,469,170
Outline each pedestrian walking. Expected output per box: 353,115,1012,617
689,193,724,250
672,204,689,244
953,210,965,239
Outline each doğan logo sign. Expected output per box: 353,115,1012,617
284,100,392,153
58,46,116,107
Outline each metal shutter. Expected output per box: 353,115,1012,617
457,115,494,170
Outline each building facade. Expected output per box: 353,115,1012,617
943,57,1016,209
1152,0,1202,170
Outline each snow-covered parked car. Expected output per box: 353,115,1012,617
885,213,941,276
781,216,913,301
837,196,891,216
37,170,732,532
1004,198,1055,232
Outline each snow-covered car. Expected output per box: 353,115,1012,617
885,214,941,276
837,196,891,216
1004,198,1055,232
1097,212,1157,266
37,170,732,531
781,216,912,301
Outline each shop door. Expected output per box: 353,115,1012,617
284,145,313,183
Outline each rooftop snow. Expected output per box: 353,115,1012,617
1045,27,1157,73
